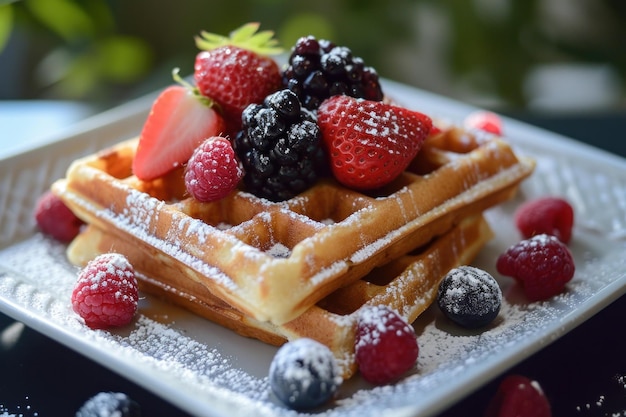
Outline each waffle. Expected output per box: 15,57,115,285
68,213,492,377
52,126,534,325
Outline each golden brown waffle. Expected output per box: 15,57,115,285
52,126,534,325
68,214,493,378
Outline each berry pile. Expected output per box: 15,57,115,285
437,266,502,329
234,89,326,201
269,338,342,409
283,35,384,110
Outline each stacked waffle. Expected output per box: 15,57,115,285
53,126,534,377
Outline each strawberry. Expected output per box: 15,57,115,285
132,74,226,181
194,23,283,135
464,110,503,135
317,95,432,190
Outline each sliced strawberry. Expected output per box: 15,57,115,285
317,95,432,190
132,84,225,181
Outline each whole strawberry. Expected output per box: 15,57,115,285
496,234,575,301
185,136,243,202
71,253,139,329
194,23,283,134
317,95,432,190
485,375,552,417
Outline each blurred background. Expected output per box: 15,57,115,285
1,0,625,114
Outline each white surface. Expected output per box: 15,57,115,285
1,81,625,417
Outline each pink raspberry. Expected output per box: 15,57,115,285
34,191,84,242
463,110,503,135
184,136,243,202
355,305,419,385
71,253,139,329
485,375,552,417
514,197,574,244
496,234,575,301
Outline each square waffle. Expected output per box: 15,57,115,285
52,126,534,325
67,213,492,378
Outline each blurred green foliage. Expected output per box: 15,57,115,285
1,0,625,110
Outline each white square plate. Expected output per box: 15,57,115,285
1,81,625,417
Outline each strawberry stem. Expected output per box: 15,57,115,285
171,68,216,108
195,22,283,56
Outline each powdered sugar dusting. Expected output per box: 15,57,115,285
2,84,626,416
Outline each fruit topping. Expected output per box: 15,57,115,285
233,89,326,201
437,265,502,329
76,392,141,417
269,338,342,410
185,136,243,202
485,375,552,417
34,190,84,242
496,234,575,301
514,196,574,244
317,95,432,190
71,253,139,329
464,110,503,135
194,22,283,134
282,35,384,110
355,305,419,385
132,72,226,181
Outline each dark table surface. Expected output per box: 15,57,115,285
1,110,625,416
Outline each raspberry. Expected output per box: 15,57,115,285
437,266,502,328
269,338,342,409
71,253,139,329
496,234,575,301
485,375,552,417
514,197,574,244
184,136,244,202
463,110,503,135
76,392,141,417
355,305,419,385
34,190,84,242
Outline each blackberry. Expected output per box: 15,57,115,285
233,89,327,201
75,392,141,417
269,338,342,409
437,266,502,329
282,36,384,110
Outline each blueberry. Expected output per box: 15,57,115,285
75,392,141,417
269,338,342,409
437,266,502,329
